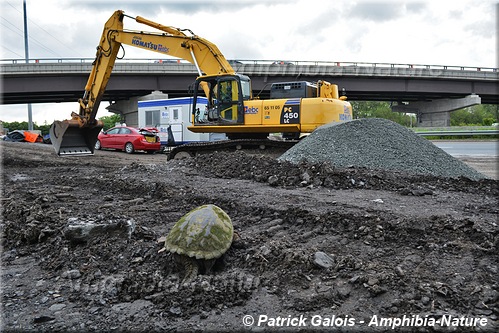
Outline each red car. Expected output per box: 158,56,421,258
95,126,161,154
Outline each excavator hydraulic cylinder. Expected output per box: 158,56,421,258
49,119,103,156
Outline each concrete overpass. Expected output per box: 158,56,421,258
1,59,498,126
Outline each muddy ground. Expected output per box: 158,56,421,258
1,141,498,332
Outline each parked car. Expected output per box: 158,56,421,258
271,61,294,65
95,126,161,154
154,59,181,64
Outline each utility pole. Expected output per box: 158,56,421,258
23,0,33,131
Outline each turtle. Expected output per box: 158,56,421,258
163,204,234,283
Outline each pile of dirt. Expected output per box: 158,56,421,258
279,118,487,180
1,141,498,332
184,151,496,195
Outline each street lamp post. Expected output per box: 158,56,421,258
23,0,33,131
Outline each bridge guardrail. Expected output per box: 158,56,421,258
415,130,499,136
2,59,497,81
1,57,497,73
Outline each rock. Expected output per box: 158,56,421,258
267,175,279,186
337,284,352,298
312,251,335,269
103,195,114,201
395,266,405,277
62,269,81,279
88,307,100,314
267,219,283,227
93,269,102,278
49,303,67,312
349,276,360,284
301,172,311,183
169,306,182,315
64,217,136,244
55,192,73,199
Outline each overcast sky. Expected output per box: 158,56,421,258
0,0,497,125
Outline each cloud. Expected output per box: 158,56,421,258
67,0,280,15
1,0,496,124
2,0,494,64
346,2,406,22
405,2,426,13
462,1,495,39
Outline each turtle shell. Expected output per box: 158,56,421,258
165,204,233,260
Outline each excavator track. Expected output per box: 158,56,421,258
167,139,298,160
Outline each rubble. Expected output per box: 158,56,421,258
1,140,498,332
279,118,488,180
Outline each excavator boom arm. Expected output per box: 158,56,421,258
113,31,235,76
82,10,235,123
51,9,236,156
79,10,124,123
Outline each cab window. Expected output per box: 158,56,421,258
193,76,244,125
217,79,239,122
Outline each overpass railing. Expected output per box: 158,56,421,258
416,130,499,137
2,58,497,81
1,57,497,72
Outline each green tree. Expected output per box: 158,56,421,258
2,113,123,136
2,121,54,136
37,124,51,135
2,121,28,132
351,101,415,127
482,117,495,126
352,101,498,127
450,104,498,126
99,114,122,130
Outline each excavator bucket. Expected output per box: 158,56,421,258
50,119,103,156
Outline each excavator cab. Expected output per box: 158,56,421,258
192,74,251,125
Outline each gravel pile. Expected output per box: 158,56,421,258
279,118,487,180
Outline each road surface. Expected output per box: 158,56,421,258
432,140,498,156
430,140,497,179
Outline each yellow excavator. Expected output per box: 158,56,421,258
50,10,352,156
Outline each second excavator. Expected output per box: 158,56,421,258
50,10,352,156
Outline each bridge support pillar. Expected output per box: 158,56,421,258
107,97,140,127
392,94,481,127
106,91,168,128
